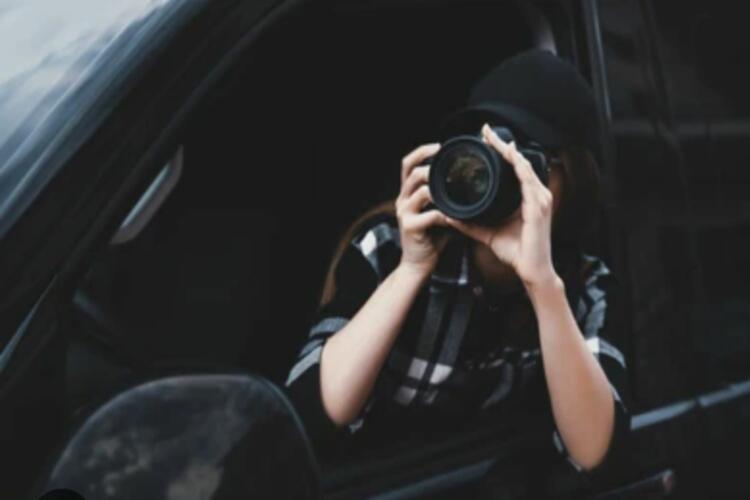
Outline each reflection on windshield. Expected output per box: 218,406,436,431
0,0,171,234
0,0,169,153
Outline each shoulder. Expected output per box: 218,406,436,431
345,212,401,281
577,254,615,302
580,254,612,286
350,212,400,252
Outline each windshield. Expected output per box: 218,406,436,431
0,0,174,235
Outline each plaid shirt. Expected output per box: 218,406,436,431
286,214,629,474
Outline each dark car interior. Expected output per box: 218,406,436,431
17,0,750,498
70,0,544,373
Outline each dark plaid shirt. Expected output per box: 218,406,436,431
286,214,630,475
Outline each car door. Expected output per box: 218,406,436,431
591,0,750,497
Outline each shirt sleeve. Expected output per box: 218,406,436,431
284,216,400,452
552,255,631,487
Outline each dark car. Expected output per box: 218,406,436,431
1,0,749,498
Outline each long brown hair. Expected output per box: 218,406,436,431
319,200,396,305
319,146,601,306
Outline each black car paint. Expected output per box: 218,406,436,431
1,0,749,499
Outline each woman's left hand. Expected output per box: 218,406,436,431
445,123,559,290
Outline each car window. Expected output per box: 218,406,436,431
598,0,750,409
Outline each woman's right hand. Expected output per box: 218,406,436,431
396,143,450,278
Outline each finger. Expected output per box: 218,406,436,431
482,125,542,188
483,133,540,208
526,185,554,219
505,141,553,217
400,166,429,199
504,144,546,212
481,124,515,164
404,184,433,213
404,210,449,232
509,141,545,188
401,143,441,184
518,186,554,224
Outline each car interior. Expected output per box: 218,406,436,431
61,0,588,494
41,0,750,498
69,0,538,415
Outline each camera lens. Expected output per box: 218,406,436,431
444,150,491,206
429,127,543,224
429,137,499,221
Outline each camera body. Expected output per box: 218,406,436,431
428,126,549,225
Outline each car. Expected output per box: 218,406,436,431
1,0,749,498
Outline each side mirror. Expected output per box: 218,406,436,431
34,374,321,500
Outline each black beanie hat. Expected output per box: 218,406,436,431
441,49,599,150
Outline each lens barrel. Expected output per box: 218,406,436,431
429,127,549,224
429,128,518,223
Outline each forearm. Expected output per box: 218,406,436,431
528,278,615,470
320,264,427,426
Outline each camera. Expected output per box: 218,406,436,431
428,126,550,224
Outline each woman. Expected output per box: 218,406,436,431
286,50,630,494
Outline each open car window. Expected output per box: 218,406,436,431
65,0,576,492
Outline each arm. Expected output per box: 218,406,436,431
287,143,450,429
321,142,452,425
446,124,618,470
527,278,616,470
320,264,427,425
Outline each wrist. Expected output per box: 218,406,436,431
525,272,565,306
395,261,433,284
